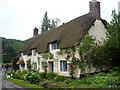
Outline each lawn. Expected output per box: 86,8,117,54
7,78,44,88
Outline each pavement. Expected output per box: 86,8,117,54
0,69,29,90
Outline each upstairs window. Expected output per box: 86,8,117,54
33,49,36,56
60,60,67,72
51,41,58,50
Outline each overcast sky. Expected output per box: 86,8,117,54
0,0,120,40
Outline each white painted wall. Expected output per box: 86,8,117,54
88,19,107,42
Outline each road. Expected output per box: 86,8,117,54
0,69,27,89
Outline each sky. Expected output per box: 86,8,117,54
0,0,120,40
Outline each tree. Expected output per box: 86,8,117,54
50,18,61,29
105,10,120,66
41,11,60,33
41,11,51,33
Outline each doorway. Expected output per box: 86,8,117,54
48,61,54,72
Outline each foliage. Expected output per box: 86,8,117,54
25,71,41,84
41,11,51,33
11,58,19,71
2,37,24,63
105,10,120,66
42,52,53,60
68,62,76,78
7,78,43,88
64,79,73,84
42,61,48,72
13,69,27,79
37,57,40,65
54,75,65,82
46,72,57,80
41,11,60,33
38,72,47,78
5,66,120,88
26,59,31,70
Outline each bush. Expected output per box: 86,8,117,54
46,72,57,80
29,74,41,84
64,79,73,84
38,72,47,78
20,69,27,74
54,75,65,82
14,72,21,79
25,71,41,85
20,74,25,80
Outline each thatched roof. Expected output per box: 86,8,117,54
22,13,107,55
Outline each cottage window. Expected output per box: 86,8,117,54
33,49,36,56
51,41,58,50
60,60,67,72
33,62,37,70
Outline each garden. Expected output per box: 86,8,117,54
6,66,120,88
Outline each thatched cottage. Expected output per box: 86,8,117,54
17,0,108,78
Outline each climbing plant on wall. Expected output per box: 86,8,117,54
42,52,53,60
26,59,31,71
57,35,96,78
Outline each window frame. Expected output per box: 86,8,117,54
51,41,58,50
33,49,36,56
60,60,67,72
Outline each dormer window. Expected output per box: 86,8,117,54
51,41,58,50
33,49,36,56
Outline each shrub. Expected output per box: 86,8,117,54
38,72,47,78
54,75,65,82
14,72,21,79
20,69,27,75
29,74,41,84
64,79,73,84
46,72,57,80
25,71,41,85
20,74,25,80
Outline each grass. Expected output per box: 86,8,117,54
7,78,44,88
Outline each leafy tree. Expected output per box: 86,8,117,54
2,37,24,63
105,10,120,66
41,11,60,33
41,11,51,33
50,18,61,29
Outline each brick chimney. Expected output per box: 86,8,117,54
89,0,101,19
33,27,38,37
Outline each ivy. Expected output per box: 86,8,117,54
42,52,53,60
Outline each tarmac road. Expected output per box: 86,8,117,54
0,69,27,90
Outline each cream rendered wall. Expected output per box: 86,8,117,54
88,19,107,42
22,55,31,70
31,50,39,70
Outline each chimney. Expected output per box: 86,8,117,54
89,0,101,19
33,27,38,37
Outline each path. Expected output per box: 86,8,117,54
0,69,28,89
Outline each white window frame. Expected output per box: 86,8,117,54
51,41,58,50
60,60,67,72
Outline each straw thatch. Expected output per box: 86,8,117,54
22,13,107,55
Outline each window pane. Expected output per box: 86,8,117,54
63,61,67,71
52,41,58,50
60,60,67,72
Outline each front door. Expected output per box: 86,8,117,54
49,61,54,72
